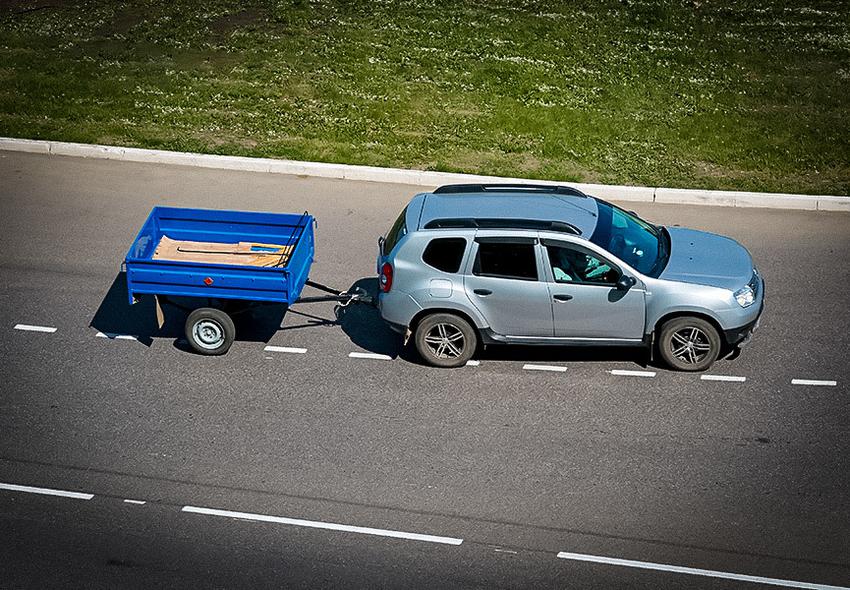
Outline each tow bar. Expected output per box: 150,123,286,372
295,280,374,308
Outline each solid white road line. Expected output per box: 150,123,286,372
556,551,848,590
14,323,57,333
0,482,93,500
181,505,463,545
95,332,138,341
123,499,146,505
264,345,308,354
465,360,481,366
700,374,747,382
610,369,656,377
348,352,393,361
522,364,567,373
791,379,837,387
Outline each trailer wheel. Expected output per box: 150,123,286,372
185,308,235,355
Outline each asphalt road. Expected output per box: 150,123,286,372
1,150,849,589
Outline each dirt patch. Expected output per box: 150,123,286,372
692,160,850,195
100,6,146,36
209,8,265,34
1,0,71,15
395,129,428,139
193,133,259,149
445,107,484,117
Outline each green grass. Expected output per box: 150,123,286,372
1,0,849,194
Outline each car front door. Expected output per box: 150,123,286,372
543,240,646,339
462,236,554,337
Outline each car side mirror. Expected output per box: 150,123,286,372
616,275,637,291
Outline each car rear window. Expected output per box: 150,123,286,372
383,207,408,254
422,238,466,273
473,241,538,281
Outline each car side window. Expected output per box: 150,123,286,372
546,244,619,285
422,237,467,273
473,241,538,281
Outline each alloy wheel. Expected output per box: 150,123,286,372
670,326,712,365
423,322,466,359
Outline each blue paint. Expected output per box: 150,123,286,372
124,207,314,305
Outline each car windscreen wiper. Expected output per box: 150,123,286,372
649,226,671,277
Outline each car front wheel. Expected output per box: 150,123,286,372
414,313,476,368
658,316,721,372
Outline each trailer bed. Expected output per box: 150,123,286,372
124,207,314,305
151,236,294,267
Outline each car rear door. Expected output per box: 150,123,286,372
542,239,645,340
462,235,554,337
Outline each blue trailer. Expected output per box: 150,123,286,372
124,206,366,354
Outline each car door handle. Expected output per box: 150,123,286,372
553,294,573,302
473,288,492,296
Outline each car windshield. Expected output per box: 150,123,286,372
589,200,668,277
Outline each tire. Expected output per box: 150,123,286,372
414,313,477,368
658,316,721,372
185,307,236,356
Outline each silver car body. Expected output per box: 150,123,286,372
377,186,764,349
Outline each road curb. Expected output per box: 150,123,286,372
2,137,847,211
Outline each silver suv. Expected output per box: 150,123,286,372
377,184,764,371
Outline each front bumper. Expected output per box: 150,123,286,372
724,316,758,346
724,301,764,347
724,273,765,347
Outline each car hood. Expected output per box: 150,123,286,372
658,227,753,290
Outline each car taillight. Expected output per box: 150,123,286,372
380,262,393,293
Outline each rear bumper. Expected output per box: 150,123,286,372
384,319,407,334
377,289,422,333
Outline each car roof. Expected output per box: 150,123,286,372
415,185,600,237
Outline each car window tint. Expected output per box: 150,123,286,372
383,207,407,254
474,242,537,280
422,238,467,273
546,245,618,285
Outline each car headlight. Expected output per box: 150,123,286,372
734,285,755,308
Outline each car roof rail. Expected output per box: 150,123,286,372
432,183,589,198
423,217,582,235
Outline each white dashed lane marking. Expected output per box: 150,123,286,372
556,551,849,590
123,499,146,505
610,369,656,378
0,481,93,500
6,321,842,389
523,364,567,373
264,345,308,354
348,352,393,361
95,332,138,341
13,323,57,333
181,505,463,545
700,374,747,382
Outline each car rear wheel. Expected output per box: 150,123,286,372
186,307,236,356
414,313,476,368
658,316,721,372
